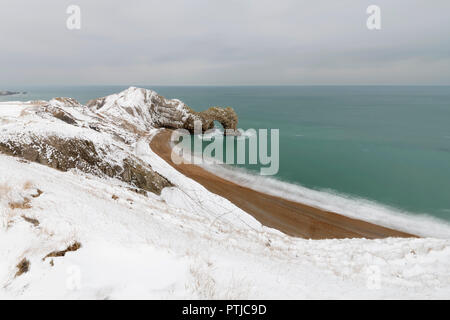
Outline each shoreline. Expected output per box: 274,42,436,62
150,130,416,239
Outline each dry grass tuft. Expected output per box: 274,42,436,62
187,263,216,299
0,183,12,199
19,108,29,117
23,181,33,190
8,198,32,210
21,215,40,227
43,242,82,260
31,189,43,198
15,258,30,277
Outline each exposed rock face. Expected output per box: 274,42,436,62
194,106,239,135
121,158,171,195
0,135,172,195
0,136,103,173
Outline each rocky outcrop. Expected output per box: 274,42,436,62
191,106,239,135
87,87,239,134
0,135,172,195
0,90,26,96
40,98,82,125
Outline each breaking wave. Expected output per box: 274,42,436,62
200,163,450,239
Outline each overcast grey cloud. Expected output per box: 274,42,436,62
1,0,449,85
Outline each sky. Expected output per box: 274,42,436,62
1,0,449,86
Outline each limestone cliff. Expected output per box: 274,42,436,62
87,87,239,134
0,87,240,195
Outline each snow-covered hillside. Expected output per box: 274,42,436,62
0,89,449,299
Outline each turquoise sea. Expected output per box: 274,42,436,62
2,85,450,224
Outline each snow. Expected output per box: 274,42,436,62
89,87,193,131
0,101,41,118
1,154,449,299
1,90,450,299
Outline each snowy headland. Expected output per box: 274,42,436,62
0,88,449,299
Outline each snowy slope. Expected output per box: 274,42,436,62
1,90,450,299
86,87,194,131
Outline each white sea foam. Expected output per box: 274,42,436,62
198,128,257,140
199,128,224,140
200,163,450,239
170,130,450,238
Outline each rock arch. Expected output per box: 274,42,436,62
185,106,239,135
